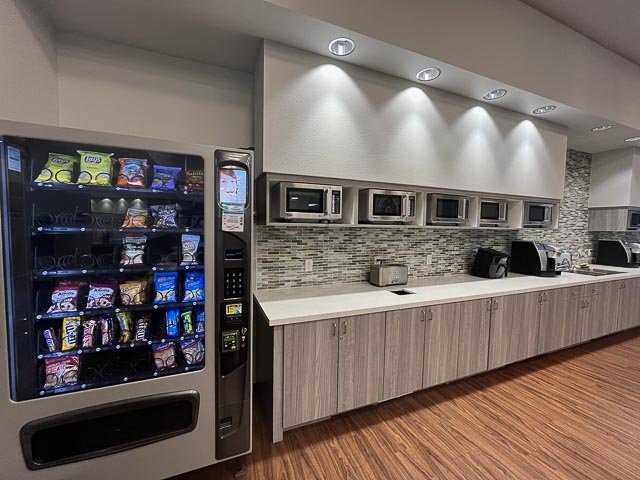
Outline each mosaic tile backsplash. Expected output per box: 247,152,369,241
256,150,637,290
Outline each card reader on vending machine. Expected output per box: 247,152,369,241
214,150,251,460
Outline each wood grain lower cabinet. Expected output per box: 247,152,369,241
422,303,460,388
617,278,640,330
337,313,385,413
582,281,619,340
383,308,426,400
457,299,491,378
538,287,582,354
282,319,338,429
488,293,541,369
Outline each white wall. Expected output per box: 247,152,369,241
57,33,254,147
590,148,640,208
0,0,59,124
267,0,640,132
261,42,568,199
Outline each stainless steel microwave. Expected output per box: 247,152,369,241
628,209,640,230
358,189,416,223
428,194,470,224
273,182,342,222
524,202,554,227
479,198,509,225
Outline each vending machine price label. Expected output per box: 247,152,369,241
7,146,22,172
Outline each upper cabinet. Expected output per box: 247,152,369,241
255,41,568,200
589,147,640,208
588,147,640,231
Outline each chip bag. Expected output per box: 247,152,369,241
47,281,86,313
77,151,114,186
180,338,204,365
151,166,181,190
154,272,178,304
122,208,148,228
184,169,204,192
152,342,177,370
183,272,204,301
35,153,79,184
117,158,148,188
119,280,147,305
150,204,178,228
180,234,200,266
44,356,80,389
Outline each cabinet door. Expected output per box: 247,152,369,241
423,303,460,388
617,278,640,330
283,320,338,429
337,313,385,413
538,288,582,354
582,282,619,340
383,308,426,400
488,292,541,369
457,299,491,378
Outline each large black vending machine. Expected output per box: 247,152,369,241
214,150,252,459
0,120,252,479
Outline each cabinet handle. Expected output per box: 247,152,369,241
342,321,347,336
543,292,548,302
493,300,499,311
427,310,433,321
538,293,543,304
592,287,599,293
487,299,493,311
421,309,426,322
620,282,626,290
332,323,337,336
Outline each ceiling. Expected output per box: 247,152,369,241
521,0,640,67
35,0,263,72
34,0,640,153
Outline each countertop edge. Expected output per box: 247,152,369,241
256,268,640,327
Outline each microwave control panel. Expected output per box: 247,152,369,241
331,190,341,215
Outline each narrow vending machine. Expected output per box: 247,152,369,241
0,120,252,479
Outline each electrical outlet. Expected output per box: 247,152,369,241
304,259,313,272
426,254,433,265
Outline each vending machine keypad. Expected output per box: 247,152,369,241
224,268,244,299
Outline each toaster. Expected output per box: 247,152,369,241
369,263,409,287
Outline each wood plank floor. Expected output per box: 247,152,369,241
173,329,640,480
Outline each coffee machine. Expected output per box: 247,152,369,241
471,248,509,279
596,240,640,268
510,241,559,277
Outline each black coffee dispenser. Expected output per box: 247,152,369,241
471,248,509,279
510,241,559,277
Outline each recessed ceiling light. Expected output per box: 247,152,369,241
483,89,507,100
328,38,355,56
532,105,557,115
591,125,613,132
625,136,640,142
416,67,441,82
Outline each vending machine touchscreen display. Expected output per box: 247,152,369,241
219,167,247,210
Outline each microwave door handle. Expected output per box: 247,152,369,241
402,195,408,220
323,189,330,216
459,199,468,220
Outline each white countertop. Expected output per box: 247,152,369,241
254,265,640,326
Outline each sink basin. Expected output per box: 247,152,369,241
390,289,416,295
570,269,623,277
